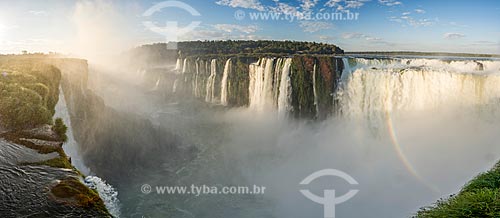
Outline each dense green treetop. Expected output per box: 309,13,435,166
0,57,61,129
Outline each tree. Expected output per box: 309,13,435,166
52,118,68,142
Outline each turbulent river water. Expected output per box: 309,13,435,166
84,56,500,218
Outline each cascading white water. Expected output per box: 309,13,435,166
312,61,319,116
249,58,277,110
175,58,182,72
172,79,178,93
205,59,218,103
84,176,121,218
220,58,232,106
277,58,293,114
339,57,500,119
340,57,352,82
193,59,200,97
55,88,90,175
172,58,183,93
182,59,188,74
54,87,121,217
273,58,284,103
182,59,189,83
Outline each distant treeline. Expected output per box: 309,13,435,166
126,40,344,66
346,51,500,58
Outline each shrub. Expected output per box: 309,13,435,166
53,118,68,142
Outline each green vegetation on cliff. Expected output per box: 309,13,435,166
128,40,344,66
0,56,110,217
174,40,343,56
50,177,109,214
0,58,61,129
53,117,68,142
416,162,500,217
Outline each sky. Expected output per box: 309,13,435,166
0,0,499,54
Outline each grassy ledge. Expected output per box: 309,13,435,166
49,177,110,215
416,162,500,217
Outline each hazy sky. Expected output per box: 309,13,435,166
0,0,499,54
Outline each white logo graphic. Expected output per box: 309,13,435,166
300,169,359,218
142,1,201,49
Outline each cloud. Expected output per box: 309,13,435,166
341,32,394,45
212,24,260,34
390,15,435,27
342,32,366,39
180,24,264,40
28,10,48,16
215,0,265,11
325,0,370,11
414,9,426,14
402,12,411,15
444,32,465,39
300,0,319,12
407,18,434,27
388,16,403,23
180,28,265,41
378,0,402,6
470,40,497,46
269,2,303,17
318,35,336,41
449,22,468,28
299,21,334,33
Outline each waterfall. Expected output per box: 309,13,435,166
205,59,217,103
277,58,293,114
339,58,500,119
249,57,294,113
340,57,352,82
55,88,90,175
220,58,232,106
175,58,182,72
273,58,284,103
312,61,319,117
193,59,200,97
182,58,188,74
249,58,276,110
54,87,121,217
171,58,183,93
172,79,178,93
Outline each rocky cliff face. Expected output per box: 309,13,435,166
50,58,194,187
0,57,111,217
155,55,344,119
